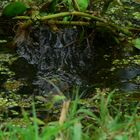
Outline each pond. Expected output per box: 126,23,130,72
0,18,140,125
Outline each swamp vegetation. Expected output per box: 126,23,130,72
0,0,140,139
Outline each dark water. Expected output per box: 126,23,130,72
1,23,140,97
0,1,140,125
13,25,122,96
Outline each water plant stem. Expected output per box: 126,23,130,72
14,11,131,36
14,11,106,22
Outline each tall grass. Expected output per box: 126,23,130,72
0,88,140,140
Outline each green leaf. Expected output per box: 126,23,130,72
52,95,66,102
73,122,82,140
114,135,128,140
67,0,74,10
77,0,89,12
67,0,89,12
134,38,140,49
2,2,28,17
30,117,45,125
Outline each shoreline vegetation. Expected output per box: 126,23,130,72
1,89,140,140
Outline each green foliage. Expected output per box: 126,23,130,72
51,0,60,13
101,0,114,15
1,89,140,140
2,2,28,17
134,38,140,50
66,0,89,12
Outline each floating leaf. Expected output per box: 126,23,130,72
134,38,140,49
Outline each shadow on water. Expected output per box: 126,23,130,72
14,25,123,96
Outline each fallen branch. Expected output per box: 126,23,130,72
13,11,132,36
14,11,106,22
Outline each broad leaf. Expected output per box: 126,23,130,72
67,0,89,12
134,38,140,49
77,0,89,12
2,2,28,17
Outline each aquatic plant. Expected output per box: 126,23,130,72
2,2,29,17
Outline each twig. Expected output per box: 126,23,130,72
59,100,70,125
55,100,70,140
